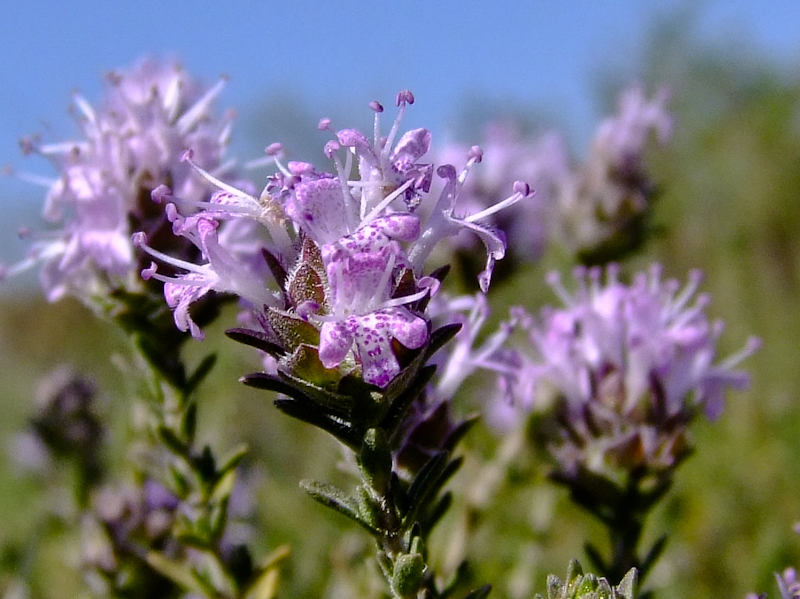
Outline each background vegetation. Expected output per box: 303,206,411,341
2,17,799,599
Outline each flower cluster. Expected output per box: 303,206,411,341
555,85,672,261
433,85,672,268
2,59,235,306
138,91,532,388
490,264,760,481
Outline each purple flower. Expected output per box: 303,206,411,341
143,90,524,388
318,246,429,387
486,262,760,480
554,84,673,257
409,153,532,292
433,124,566,263
776,568,800,599
133,209,279,339
517,264,759,419
3,59,234,306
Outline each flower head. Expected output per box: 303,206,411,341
492,264,760,480
3,58,235,306
554,84,673,261
149,91,527,389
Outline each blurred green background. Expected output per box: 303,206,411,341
2,16,800,599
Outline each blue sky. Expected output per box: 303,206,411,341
1,0,799,290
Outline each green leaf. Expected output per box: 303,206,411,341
615,568,638,599
274,397,359,449
211,469,238,505
168,464,191,499
359,428,392,494
193,445,218,486
639,535,667,581
185,353,217,395
426,323,463,360
280,359,353,412
158,425,189,458
300,479,379,535
381,364,437,438
226,327,286,357
583,543,607,575
145,551,206,593
181,401,198,446
461,584,492,599
391,553,426,599
266,307,320,351
403,451,451,525
218,444,249,477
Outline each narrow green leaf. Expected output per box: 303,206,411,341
359,428,392,494
193,445,218,484
226,327,286,357
616,568,638,599
583,543,607,574
426,323,463,360
461,584,492,599
158,425,189,458
381,365,437,438
181,401,198,446
403,451,449,525
274,398,359,449
185,353,217,395
300,479,379,534
145,551,205,593
218,444,249,476
211,469,238,505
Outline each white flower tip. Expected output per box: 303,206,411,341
688,268,704,284
151,184,172,203
746,336,763,353
545,271,561,287
165,203,179,222
478,269,492,294
131,232,147,247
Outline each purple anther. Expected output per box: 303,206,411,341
141,262,158,281
436,164,457,180
396,90,415,106
512,181,531,197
